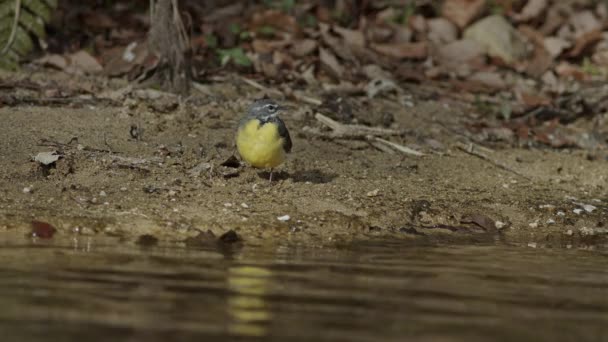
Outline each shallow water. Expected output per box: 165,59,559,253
0,236,606,342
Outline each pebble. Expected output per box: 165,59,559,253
99,191,107,197
120,187,128,192
22,186,32,194
277,215,291,222
573,208,583,215
240,203,249,209
366,189,380,197
223,202,233,207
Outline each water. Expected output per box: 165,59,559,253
0,236,607,341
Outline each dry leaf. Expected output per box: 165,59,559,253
333,26,365,47
436,39,485,65
442,0,486,28
427,18,458,45
36,51,103,75
513,0,548,22
291,39,318,57
570,10,602,38
319,47,344,79
251,9,298,33
371,42,427,59
543,37,571,58
568,30,603,58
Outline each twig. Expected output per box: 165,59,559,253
240,77,283,97
292,91,322,106
456,142,530,180
314,112,403,139
0,0,21,56
374,137,425,156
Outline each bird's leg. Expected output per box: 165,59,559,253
269,168,273,182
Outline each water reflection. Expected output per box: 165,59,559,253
227,265,272,337
0,236,606,341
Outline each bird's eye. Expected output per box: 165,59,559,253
265,104,278,113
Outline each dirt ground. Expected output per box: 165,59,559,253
0,70,606,247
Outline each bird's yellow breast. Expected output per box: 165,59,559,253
236,119,286,168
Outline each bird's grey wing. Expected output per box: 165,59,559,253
275,117,292,153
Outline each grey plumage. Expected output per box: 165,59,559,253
239,99,292,153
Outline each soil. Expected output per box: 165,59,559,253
1,70,607,247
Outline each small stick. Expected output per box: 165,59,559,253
456,142,530,180
315,113,402,139
374,137,424,156
240,77,283,97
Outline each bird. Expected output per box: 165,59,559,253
236,98,292,182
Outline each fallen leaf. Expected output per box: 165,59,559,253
31,221,57,239
570,10,602,38
468,71,506,90
464,15,529,63
518,91,552,108
568,30,603,58
37,51,103,75
34,151,61,165
371,42,427,59
543,37,571,58
436,39,485,66
333,26,365,47
513,0,548,22
427,18,458,45
460,214,497,232
319,47,344,79
555,61,589,81
442,0,486,28
251,9,298,33
290,39,318,57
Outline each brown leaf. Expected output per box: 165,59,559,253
518,92,552,108
36,51,103,75
436,39,486,66
460,214,497,232
555,62,589,81
442,0,486,28
251,9,298,33
543,37,571,58
568,30,603,58
427,18,458,45
371,42,427,59
290,39,318,57
319,47,344,79
513,0,548,22
31,220,56,239
333,26,365,47
102,41,150,76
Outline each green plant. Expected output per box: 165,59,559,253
218,47,251,67
0,0,58,70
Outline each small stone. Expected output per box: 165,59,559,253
573,208,583,215
277,215,291,222
529,221,539,228
565,229,573,236
527,242,537,248
168,190,177,196
223,202,233,208
495,221,507,229
557,211,565,216
99,191,107,197
22,186,33,194
546,219,556,225
120,187,128,192
240,203,249,209
366,189,380,197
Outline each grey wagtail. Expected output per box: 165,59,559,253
236,99,292,181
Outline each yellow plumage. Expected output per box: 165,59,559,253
236,119,286,168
